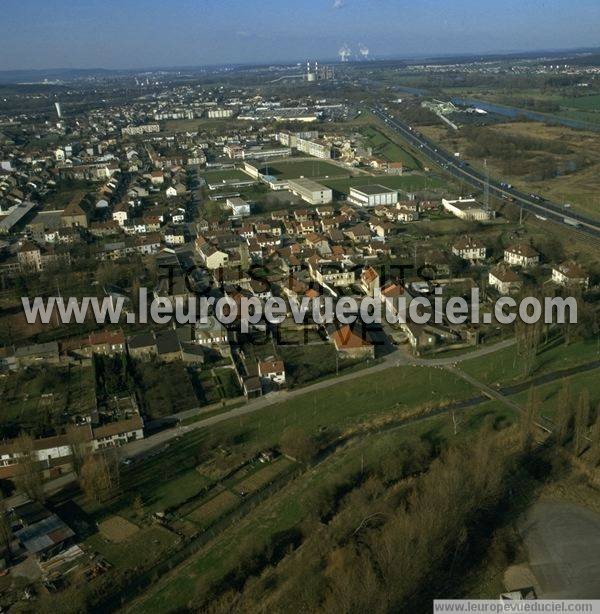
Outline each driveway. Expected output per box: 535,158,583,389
519,500,600,598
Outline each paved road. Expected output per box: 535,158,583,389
120,338,517,460
519,501,600,598
371,107,600,244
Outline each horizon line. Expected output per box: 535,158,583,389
0,44,598,76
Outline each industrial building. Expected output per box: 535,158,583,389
0,200,38,234
288,178,332,205
442,198,495,221
349,185,398,208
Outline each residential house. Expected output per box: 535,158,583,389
551,261,589,289
452,236,487,261
504,244,540,268
489,266,523,295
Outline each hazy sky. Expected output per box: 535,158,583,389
1,0,599,70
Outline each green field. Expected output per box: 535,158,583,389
128,399,515,613
202,168,253,183
361,126,421,169
461,337,599,386
559,94,600,111
279,344,363,386
507,369,599,422
321,173,444,197
85,524,178,570
257,159,349,179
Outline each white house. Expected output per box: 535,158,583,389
199,244,229,269
504,244,539,268
551,261,589,289
226,197,251,217
452,236,487,261
489,266,522,295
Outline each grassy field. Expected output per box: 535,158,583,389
141,469,209,513
187,489,239,528
86,524,178,570
419,121,600,220
360,126,421,170
231,457,293,495
128,400,517,613
558,94,600,111
279,344,362,386
321,173,444,197
201,168,253,183
461,337,599,386
257,159,349,179
507,368,599,422
134,361,199,419
163,118,249,132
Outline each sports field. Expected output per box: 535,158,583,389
201,168,253,183
257,159,349,179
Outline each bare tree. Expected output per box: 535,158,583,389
521,387,538,454
553,381,573,447
80,449,121,503
12,433,45,503
574,389,591,457
589,409,600,467
66,424,90,478
515,317,542,378
0,496,13,563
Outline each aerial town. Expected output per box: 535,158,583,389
0,3,599,611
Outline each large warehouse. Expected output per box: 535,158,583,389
348,185,398,208
288,178,333,205
442,198,495,221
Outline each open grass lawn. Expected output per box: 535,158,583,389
201,168,252,183
556,109,600,126
508,368,599,422
461,337,599,386
96,364,474,528
558,94,600,112
128,401,516,613
321,173,444,197
361,126,421,169
139,469,210,514
186,489,239,528
231,458,293,496
134,361,199,419
279,344,360,386
257,159,349,179
163,118,249,132
86,524,178,570
178,365,476,456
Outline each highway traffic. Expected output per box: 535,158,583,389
371,106,600,240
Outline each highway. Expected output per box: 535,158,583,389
371,106,600,243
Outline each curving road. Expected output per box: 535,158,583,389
371,106,600,243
